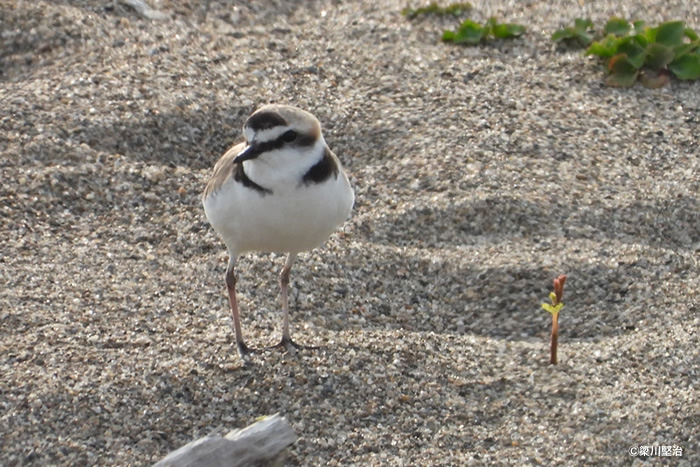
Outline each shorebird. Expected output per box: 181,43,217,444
203,104,354,358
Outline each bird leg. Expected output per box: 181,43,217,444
225,259,252,358
271,253,317,350
277,252,297,348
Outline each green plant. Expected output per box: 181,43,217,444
443,17,525,45
551,18,596,46
542,274,566,365
401,2,472,19
554,18,700,87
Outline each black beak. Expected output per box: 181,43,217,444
233,143,260,164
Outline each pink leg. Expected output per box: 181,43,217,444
225,259,251,358
279,252,297,346
271,252,316,350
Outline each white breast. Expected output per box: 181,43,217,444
203,157,354,257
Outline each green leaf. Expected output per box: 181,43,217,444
442,30,456,42
604,17,631,36
617,37,646,68
552,19,593,46
552,27,575,42
586,35,620,58
655,20,686,46
643,25,658,43
633,20,646,34
574,18,594,32
686,28,700,42
608,53,636,72
576,31,594,46
483,17,497,36
445,17,524,44
572,18,594,46
631,32,649,49
669,53,700,79
606,53,640,87
644,42,675,70
542,303,564,315
453,19,486,45
402,2,472,19
552,18,593,46
492,22,526,39
443,2,472,17
674,42,698,57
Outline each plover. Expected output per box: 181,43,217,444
203,104,355,358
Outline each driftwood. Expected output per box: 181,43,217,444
123,0,170,21
153,414,297,467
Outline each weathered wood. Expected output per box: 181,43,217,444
123,0,170,21
153,414,296,467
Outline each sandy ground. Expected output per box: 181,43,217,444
1,0,698,465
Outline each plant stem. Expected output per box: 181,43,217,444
550,312,559,364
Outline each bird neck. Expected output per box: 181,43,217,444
243,138,327,191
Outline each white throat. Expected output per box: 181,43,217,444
243,137,327,192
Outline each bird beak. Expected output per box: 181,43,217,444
233,143,260,164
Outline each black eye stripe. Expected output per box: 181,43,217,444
254,131,316,154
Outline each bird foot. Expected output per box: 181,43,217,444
268,336,318,352
237,341,255,359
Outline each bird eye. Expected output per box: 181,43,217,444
281,130,298,143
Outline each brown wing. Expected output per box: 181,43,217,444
202,141,246,201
